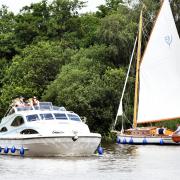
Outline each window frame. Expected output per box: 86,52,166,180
26,114,40,122
67,114,81,122
53,113,68,120
40,113,54,120
11,116,25,127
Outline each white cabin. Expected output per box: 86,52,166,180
0,102,90,137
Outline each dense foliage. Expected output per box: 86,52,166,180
0,0,179,135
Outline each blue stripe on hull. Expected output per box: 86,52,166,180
117,135,180,145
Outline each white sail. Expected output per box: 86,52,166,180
137,0,180,123
117,100,123,116
113,37,137,129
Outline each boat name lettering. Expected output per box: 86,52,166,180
52,130,64,134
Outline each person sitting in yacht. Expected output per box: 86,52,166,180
174,124,180,134
15,96,25,107
24,98,31,106
31,96,39,106
156,126,166,135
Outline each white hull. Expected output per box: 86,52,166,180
117,134,180,145
0,134,101,156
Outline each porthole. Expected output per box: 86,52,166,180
0,127,7,132
20,129,39,134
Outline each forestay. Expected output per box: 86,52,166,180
137,0,180,123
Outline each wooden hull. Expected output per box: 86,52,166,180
115,127,180,145
172,134,180,143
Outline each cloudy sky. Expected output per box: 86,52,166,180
0,0,106,14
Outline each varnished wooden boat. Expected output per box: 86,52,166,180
172,134,180,143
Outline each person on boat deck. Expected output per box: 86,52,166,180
15,96,25,107
31,96,39,106
24,98,31,106
156,127,166,135
174,124,180,134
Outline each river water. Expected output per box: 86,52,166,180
0,143,179,180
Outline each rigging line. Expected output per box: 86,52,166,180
113,35,138,130
124,113,133,126
142,29,149,40
120,109,132,125
143,23,152,35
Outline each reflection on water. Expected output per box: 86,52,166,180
0,144,180,180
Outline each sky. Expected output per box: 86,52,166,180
0,0,106,14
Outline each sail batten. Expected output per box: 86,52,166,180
137,0,180,123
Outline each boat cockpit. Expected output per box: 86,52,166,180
1,102,81,124
5,102,81,122
0,102,84,136
6,102,66,116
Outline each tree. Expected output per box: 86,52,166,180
96,0,124,18
0,41,75,109
97,11,137,66
14,0,85,47
171,0,180,34
43,45,129,134
0,6,17,60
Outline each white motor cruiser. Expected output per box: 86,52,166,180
0,102,101,156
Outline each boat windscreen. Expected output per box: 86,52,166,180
17,106,33,111
26,114,40,122
40,113,54,120
52,106,66,111
67,114,81,121
39,102,52,110
54,113,68,120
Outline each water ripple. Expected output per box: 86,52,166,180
0,144,179,180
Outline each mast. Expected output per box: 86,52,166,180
133,9,143,128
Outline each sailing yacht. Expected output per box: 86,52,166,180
114,0,180,145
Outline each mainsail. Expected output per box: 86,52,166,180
137,0,180,123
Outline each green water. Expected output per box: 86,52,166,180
0,143,179,180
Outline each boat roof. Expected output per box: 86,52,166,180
5,102,75,117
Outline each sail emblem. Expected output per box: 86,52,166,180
164,35,172,47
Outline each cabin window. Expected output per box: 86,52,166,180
54,113,68,120
7,108,15,116
40,113,54,120
67,114,81,121
11,116,24,127
0,127,7,132
26,114,40,122
20,129,39,134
